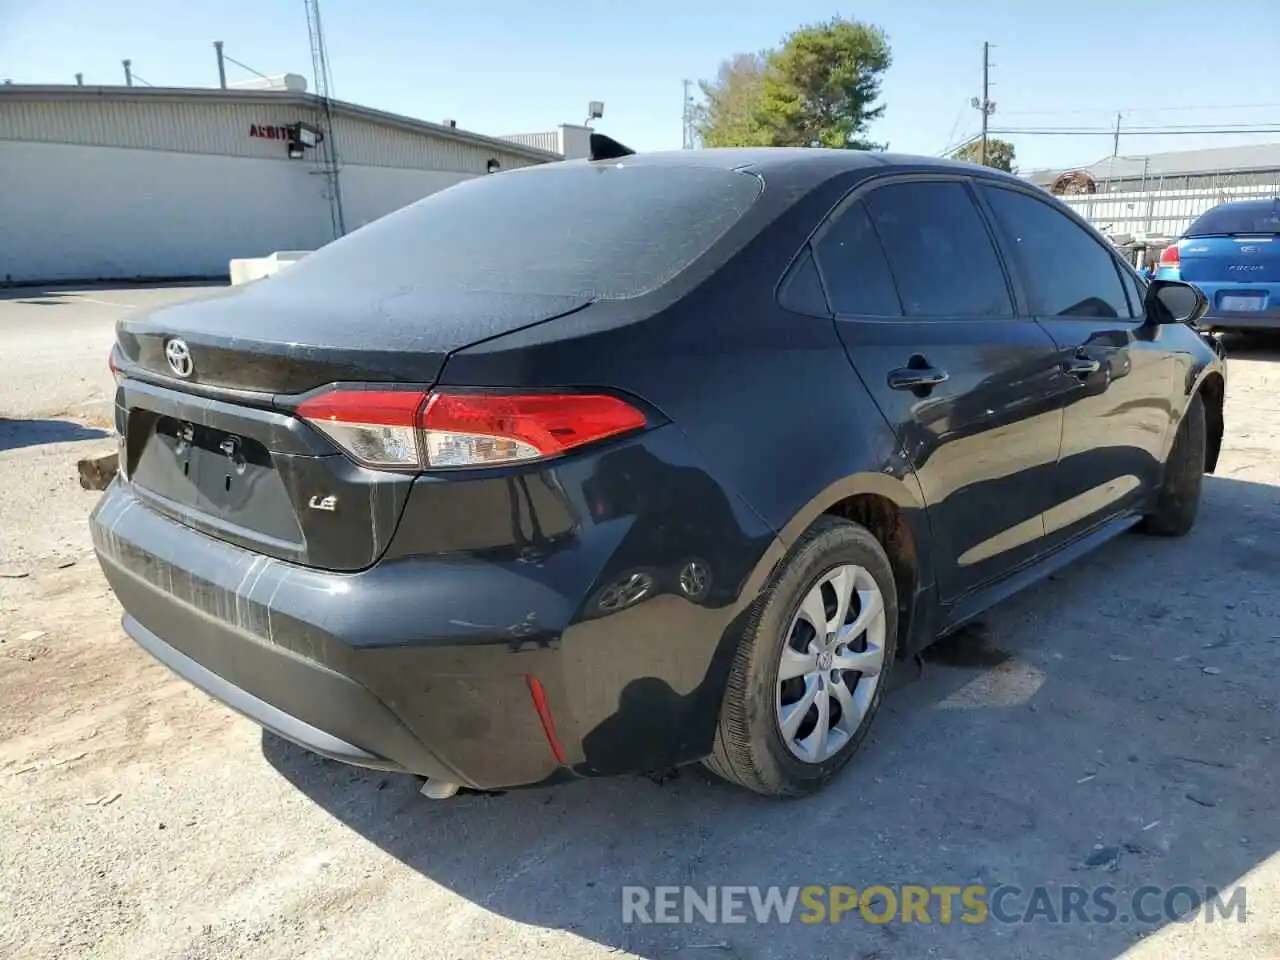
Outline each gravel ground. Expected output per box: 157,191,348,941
1,287,1277,960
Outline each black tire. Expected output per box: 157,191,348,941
703,516,898,798
1140,392,1206,537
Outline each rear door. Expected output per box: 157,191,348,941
816,176,1065,602
977,182,1174,541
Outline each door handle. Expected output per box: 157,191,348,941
888,365,949,391
1061,355,1101,377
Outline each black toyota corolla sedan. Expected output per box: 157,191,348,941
92,144,1227,799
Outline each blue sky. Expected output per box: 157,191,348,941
3,0,1279,172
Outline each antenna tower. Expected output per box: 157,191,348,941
305,0,346,238
682,79,697,149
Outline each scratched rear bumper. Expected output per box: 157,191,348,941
90,480,569,789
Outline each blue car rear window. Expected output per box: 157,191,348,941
1185,201,1280,237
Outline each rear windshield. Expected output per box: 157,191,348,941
1185,200,1280,237
296,163,763,299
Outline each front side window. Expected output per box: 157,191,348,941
1117,264,1147,320
863,181,1013,318
982,185,1133,319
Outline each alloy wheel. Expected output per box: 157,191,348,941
775,564,887,763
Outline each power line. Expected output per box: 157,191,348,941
221,53,270,81
1009,120,1280,133
998,101,1280,117
991,126,1280,137
941,107,966,156
939,131,981,157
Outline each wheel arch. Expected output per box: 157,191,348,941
731,472,936,663
1195,370,1225,474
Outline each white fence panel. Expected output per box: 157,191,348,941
1059,182,1280,238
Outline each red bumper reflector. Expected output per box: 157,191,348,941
526,675,567,766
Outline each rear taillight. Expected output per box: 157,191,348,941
1159,244,1180,266
296,388,647,470
420,392,647,467
296,390,428,469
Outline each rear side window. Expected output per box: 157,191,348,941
286,163,763,299
778,249,832,317
981,185,1131,319
813,201,902,316
864,181,1013,318
1186,201,1280,237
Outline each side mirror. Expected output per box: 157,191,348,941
1146,279,1207,326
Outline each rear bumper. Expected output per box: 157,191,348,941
1185,280,1280,331
1198,313,1280,332
91,426,776,790
123,614,432,775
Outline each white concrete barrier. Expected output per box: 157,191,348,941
228,250,312,286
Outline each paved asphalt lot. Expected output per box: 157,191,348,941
1,285,1278,960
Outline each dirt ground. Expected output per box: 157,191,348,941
1,287,1278,960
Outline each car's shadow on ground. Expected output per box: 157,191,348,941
263,474,1278,960
0,280,225,305
1219,332,1280,363
0,418,110,452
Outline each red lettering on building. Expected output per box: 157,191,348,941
249,124,292,140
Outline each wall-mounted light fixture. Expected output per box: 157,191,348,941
286,121,324,160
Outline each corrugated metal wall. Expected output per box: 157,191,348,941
1093,169,1280,191
0,97,544,174
0,96,553,281
502,131,561,154
0,140,329,281
1060,181,1280,238
329,114,538,174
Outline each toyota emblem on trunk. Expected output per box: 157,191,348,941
164,338,193,378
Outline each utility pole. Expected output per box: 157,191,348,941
213,41,227,89
980,42,990,165
122,59,133,87
970,43,996,165
682,79,696,149
1112,112,1122,156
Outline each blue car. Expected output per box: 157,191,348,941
1156,198,1280,333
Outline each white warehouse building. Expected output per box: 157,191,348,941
0,83,563,284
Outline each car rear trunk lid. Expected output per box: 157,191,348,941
113,281,593,572
116,281,592,394
1177,235,1280,284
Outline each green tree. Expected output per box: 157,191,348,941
952,137,1016,173
755,18,892,149
694,52,769,147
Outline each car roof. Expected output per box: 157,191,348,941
554,147,1026,190
1207,197,1280,210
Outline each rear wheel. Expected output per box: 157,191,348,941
704,516,897,797
1140,392,1206,537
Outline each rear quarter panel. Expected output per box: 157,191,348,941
442,166,938,639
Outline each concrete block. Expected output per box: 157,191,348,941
77,451,118,491
228,250,312,286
